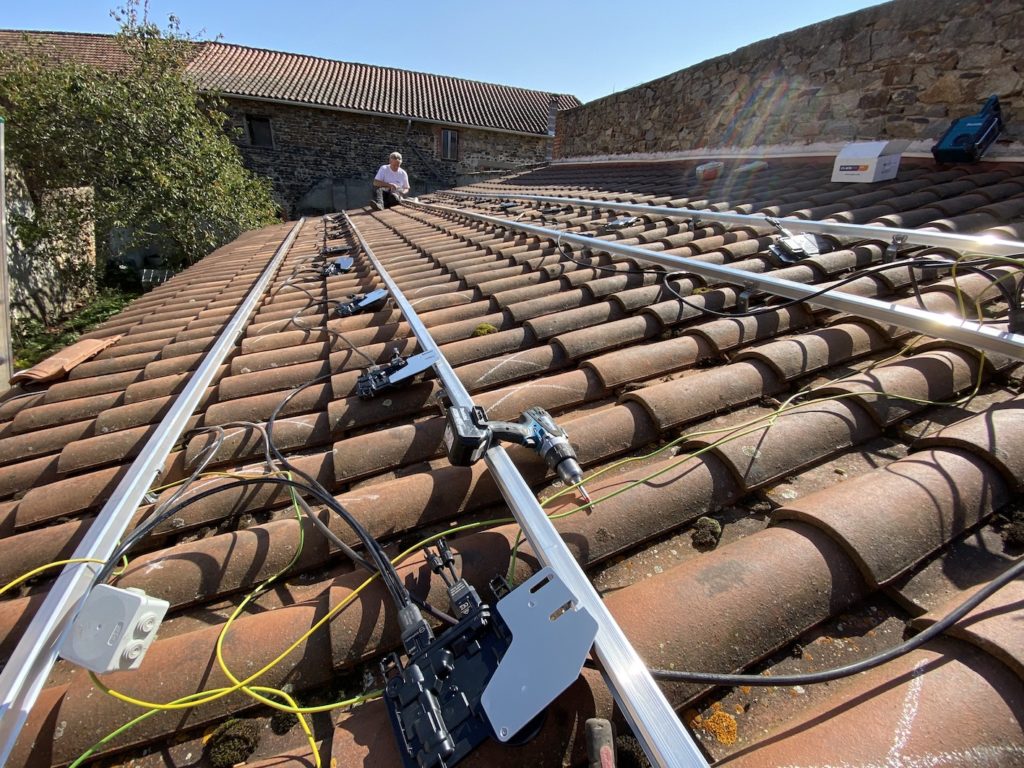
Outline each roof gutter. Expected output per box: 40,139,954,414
0,218,305,766
343,212,707,768
416,197,1024,362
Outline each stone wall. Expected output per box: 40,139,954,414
557,0,1023,157
223,98,552,215
4,167,96,324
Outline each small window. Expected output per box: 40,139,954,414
440,128,458,160
247,115,274,148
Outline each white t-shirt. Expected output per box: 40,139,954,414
375,165,410,194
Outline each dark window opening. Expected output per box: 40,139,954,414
441,129,459,160
247,116,274,148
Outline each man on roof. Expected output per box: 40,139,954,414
372,151,410,210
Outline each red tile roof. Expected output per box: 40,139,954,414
0,30,580,135
1,156,1023,767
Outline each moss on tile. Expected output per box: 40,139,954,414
205,718,261,768
691,516,723,551
472,322,499,336
269,709,299,735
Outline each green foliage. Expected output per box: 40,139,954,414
12,283,140,368
0,2,278,269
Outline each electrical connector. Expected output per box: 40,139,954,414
323,255,354,277
335,288,389,318
60,584,169,673
356,350,437,399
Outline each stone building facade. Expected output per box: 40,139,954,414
223,97,555,215
556,0,1023,157
0,31,580,217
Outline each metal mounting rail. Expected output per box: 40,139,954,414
446,191,1024,259
407,200,1024,362
344,212,707,768
0,218,306,766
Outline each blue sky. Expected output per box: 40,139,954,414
2,1,886,104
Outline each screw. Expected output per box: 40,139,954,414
499,727,508,739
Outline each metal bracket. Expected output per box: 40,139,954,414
323,255,355,276
335,288,389,318
736,285,758,314
356,349,437,398
603,215,641,231
884,234,908,264
482,568,598,742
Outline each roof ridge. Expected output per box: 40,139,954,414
0,30,577,103
197,39,576,100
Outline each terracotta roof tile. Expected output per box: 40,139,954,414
5,157,1024,767
774,447,1010,586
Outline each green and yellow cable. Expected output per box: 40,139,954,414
507,321,989,581
0,555,130,599
69,684,331,768
212,516,513,715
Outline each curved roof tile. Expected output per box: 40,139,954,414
0,31,580,135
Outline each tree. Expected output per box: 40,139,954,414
0,3,278,272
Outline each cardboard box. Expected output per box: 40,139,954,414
830,140,909,183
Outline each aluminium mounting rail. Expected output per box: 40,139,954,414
344,212,708,768
407,200,1024,362
447,190,1024,259
0,218,306,767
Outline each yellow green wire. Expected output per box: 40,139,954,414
84,259,1000,759
505,305,989,581
0,555,130,599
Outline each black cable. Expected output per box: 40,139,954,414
264,374,412,609
286,304,377,367
649,555,1024,687
556,240,666,278
100,473,407,611
103,470,454,624
291,493,457,626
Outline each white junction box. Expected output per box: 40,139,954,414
61,584,169,673
831,140,909,183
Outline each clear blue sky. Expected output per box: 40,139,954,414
2,1,887,104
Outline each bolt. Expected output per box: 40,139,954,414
499,727,509,739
